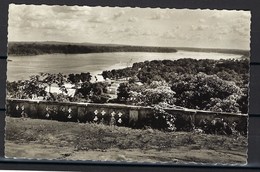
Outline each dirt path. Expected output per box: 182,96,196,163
5,142,246,164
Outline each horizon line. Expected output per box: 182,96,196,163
8,40,250,51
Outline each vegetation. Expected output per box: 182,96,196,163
8,42,249,56
103,58,249,114
8,42,177,56
103,59,249,85
6,48,249,162
5,117,247,163
6,57,249,134
7,58,249,114
6,72,110,103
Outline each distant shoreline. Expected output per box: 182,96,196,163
8,41,250,56
8,42,177,56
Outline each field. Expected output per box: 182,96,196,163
5,117,247,164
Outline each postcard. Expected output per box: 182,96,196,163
5,4,250,164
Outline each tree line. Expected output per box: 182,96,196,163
8,42,177,56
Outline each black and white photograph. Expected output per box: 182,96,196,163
5,4,250,164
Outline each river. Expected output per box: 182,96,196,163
7,51,243,81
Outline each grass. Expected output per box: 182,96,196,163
5,117,247,164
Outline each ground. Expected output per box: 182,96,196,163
5,117,247,164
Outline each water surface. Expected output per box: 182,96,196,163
7,51,243,81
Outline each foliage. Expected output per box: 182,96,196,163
9,42,177,56
7,72,110,103
128,81,176,107
90,82,110,103
7,58,249,114
67,72,92,85
117,83,131,102
103,58,248,85
6,75,47,99
171,73,243,113
152,105,176,131
100,58,249,113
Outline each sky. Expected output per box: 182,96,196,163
8,4,251,50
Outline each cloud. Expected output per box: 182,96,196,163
149,11,170,20
238,11,251,20
112,10,125,19
107,26,130,33
199,19,205,23
150,14,162,20
223,17,250,38
211,12,225,19
90,24,98,29
128,17,138,22
190,25,209,31
8,4,251,49
218,28,230,35
233,26,250,37
52,6,92,19
9,5,50,27
161,31,176,39
87,14,108,23
141,30,154,36
39,20,69,30
208,34,224,41
51,6,92,14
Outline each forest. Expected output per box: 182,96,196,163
8,42,177,55
8,42,250,56
102,58,249,114
7,58,249,114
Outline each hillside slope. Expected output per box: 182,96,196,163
5,117,247,163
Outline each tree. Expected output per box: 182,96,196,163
24,75,47,98
117,83,130,102
7,75,47,99
80,72,92,82
6,81,21,98
142,86,176,106
207,96,240,113
76,81,92,100
171,73,242,113
237,88,249,114
127,81,176,107
90,82,110,103
40,73,67,94
67,73,81,86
